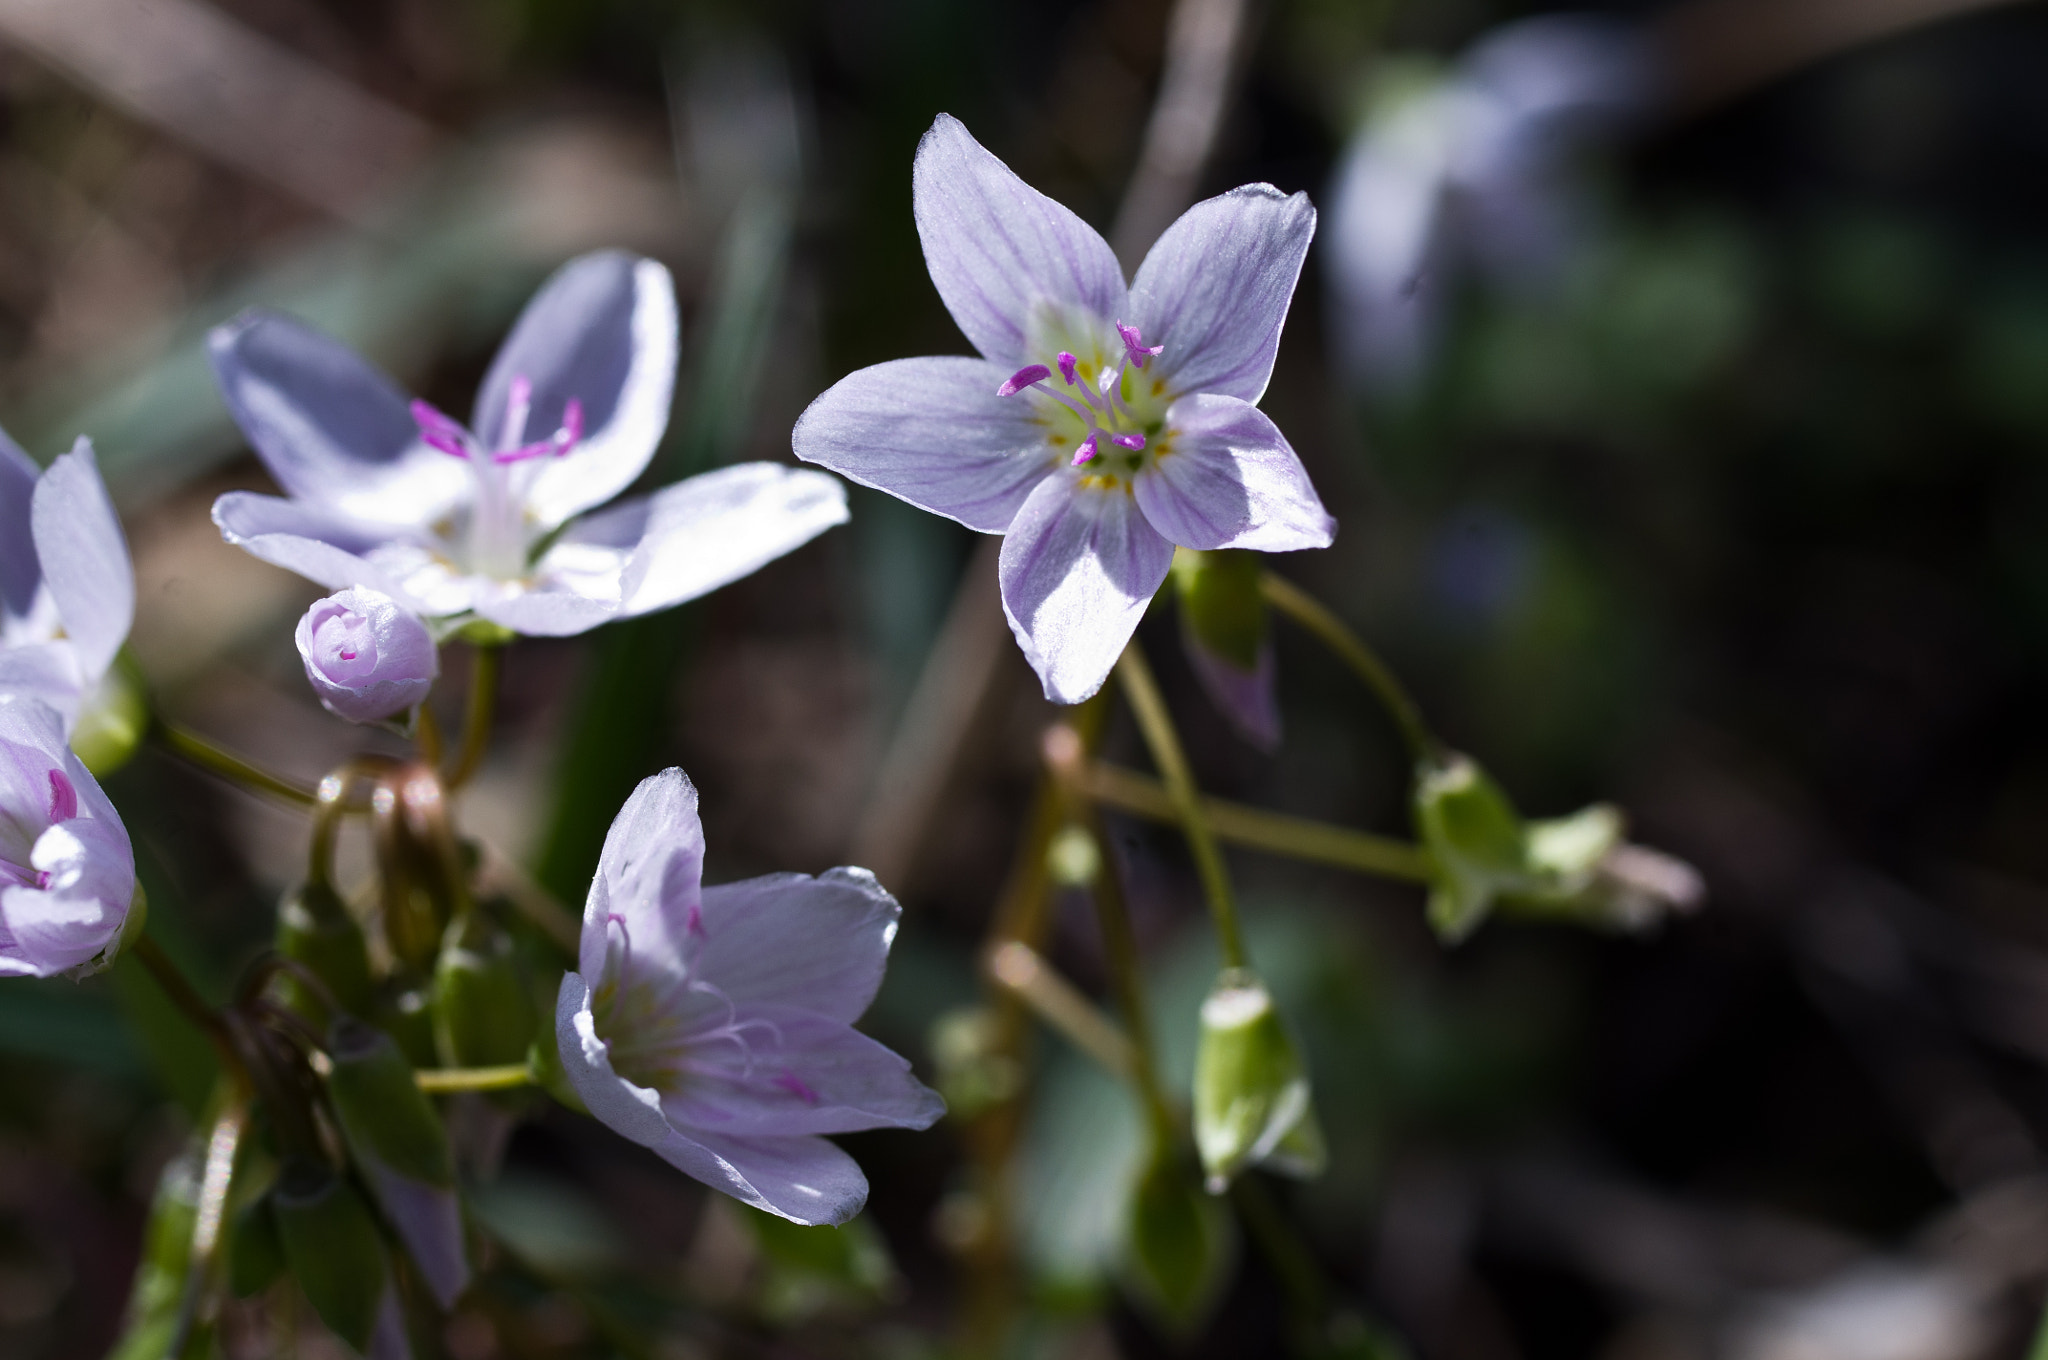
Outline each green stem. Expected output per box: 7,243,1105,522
1260,571,1442,765
1081,761,1431,882
445,643,500,790
158,723,318,807
414,1063,534,1094
983,942,1137,1080
133,936,231,1049
1116,643,1247,969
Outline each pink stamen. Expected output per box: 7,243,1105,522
411,401,471,459
1116,321,1163,369
1111,432,1146,451
1072,430,1101,466
773,1069,820,1105
556,397,584,454
685,901,705,939
998,364,1052,397
1057,352,1079,385
47,769,77,823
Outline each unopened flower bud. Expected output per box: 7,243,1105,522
324,1019,469,1308
270,1160,391,1352
1192,970,1325,1193
295,587,437,725
433,906,537,1072
1414,754,1531,942
1171,548,1279,750
275,881,372,1025
1124,1139,1232,1332
1508,803,1706,930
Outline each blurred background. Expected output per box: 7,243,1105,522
5,0,2048,1356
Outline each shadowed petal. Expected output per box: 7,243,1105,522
208,311,468,526
660,1006,945,1138
354,1154,468,1309
585,770,704,983
1134,396,1334,552
31,440,132,680
0,429,38,627
592,463,847,619
678,1129,872,1226
999,475,1175,704
692,867,903,1024
1184,630,1281,751
792,356,1056,532
1129,185,1316,405
913,115,1128,366
474,252,679,527
212,492,423,602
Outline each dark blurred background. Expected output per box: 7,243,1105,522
6,0,2048,1356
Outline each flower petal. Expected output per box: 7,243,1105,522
212,492,422,602
672,1129,872,1226
691,867,903,1024
913,114,1127,366
1134,395,1335,552
469,583,619,639
792,356,1056,532
584,769,704,984
0,428,39,628
1128,184,1316,404
998,474,1175,704
208,311,469,526
660,1005,945,1138
595,463,847,618
474,252,679,527
1184,630,1281,751
354,1153,469,1309
0,645,84,725
31,439,133,681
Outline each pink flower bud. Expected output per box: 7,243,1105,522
295,588,437,724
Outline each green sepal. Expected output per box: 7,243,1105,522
325,1020,456,1188
71,650,149,777
433,906,538,1070
1192,969,1325,1191
528,1030,588,1116
1122,1139,1233,1333
1413,755,1531,943
277,883,374,1024
228,1194,285,1299
1171,547,1267,670
270,1160,389,1352
449,617,516,647
72,882,147,979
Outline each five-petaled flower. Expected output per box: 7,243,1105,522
0,695,136,977
210,251,849,638
0,436,135,732
794,114,1335,703
557,768,944,1225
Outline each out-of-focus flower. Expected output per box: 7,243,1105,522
1326,16,1654,392
556,768,944,1225
0,436,141,763
211,251,848,638
795,115,1333,704
294,587,437,724
0,694,137,977
1171,548,1279,749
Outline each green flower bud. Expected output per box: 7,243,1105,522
71,652,149,777
1192,970,1325,1192
1507,804,1705,931
271,1160,390,1352
277,882,373,1024
433,907,537,1071
1413,754,1531,942
1123,1140,1233,1332
1171,547,1267,671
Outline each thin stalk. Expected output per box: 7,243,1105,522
1260,571,1442,765
1116,643,1247,969
444,643,500,790
415,699,445,770
133,936,231,1050
415,1063,533,1094
983,942,1137,1080
159,723,317,807
1081,761,1432,881
167,1094,250,1359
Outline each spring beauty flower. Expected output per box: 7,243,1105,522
557,769,944,1225
0,695,137,977
0,436,136,733
794,115,1335,704
210,251,848,638
295,587,438,725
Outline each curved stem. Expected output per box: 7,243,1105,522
414,1063,533,1094
1116,642,1246,969
1079,761,1431,881
133,936,232,1050
158,723,318,807
1259,571,1442,765
444,643,500,791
